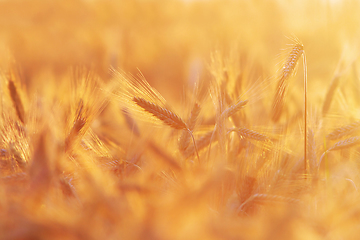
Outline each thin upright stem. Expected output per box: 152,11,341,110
303,51,308,176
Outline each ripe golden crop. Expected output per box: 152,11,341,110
0,0,360,239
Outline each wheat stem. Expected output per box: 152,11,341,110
303,50,308,176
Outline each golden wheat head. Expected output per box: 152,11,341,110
271,43,304,123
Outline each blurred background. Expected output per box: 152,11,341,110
0,0,359,105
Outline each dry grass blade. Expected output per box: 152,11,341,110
271,43,303,122
322,74,341,117
8,76,25,124
133,97,187,130
326,120,360,140
179,103,201,152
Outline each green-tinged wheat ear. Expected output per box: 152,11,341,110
133,97,187,130
271,43,303,123
179,103,201,152
326,120,360,140
228,127,270,142
322,74,340,117
8,77,25,124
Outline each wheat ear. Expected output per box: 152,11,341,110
319,136,360,168
237,193,301,214
228,127,269,142
326,120,360,140
133,97,186,130
271,43,303,123
327,136,360,151
8,76,25,124
179,103,201,152
133,97,199,160
220,99,248,119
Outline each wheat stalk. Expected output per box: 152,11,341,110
326,120,360,140
307,128,317,174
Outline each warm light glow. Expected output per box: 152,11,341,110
0,0,359,239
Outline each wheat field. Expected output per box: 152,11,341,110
1,0,360,239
